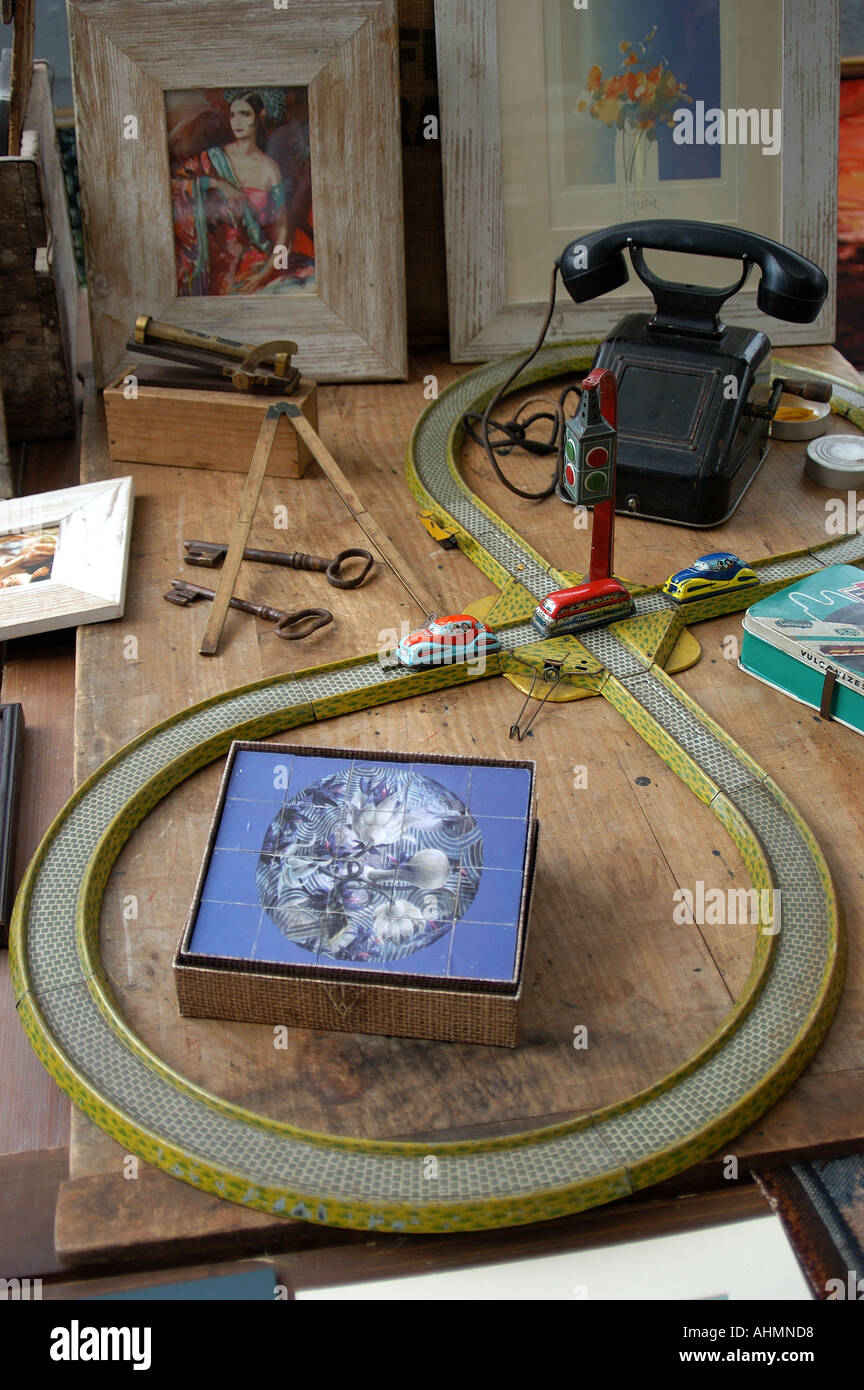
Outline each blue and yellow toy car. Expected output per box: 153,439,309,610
662,551,759,605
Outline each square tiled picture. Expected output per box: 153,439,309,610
182,742,536,993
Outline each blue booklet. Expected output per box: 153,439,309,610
739,564,864,736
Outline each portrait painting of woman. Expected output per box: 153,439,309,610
166,86,314,297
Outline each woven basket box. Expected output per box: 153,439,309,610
174,741,538,1047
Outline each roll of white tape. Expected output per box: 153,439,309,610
805,435,864,489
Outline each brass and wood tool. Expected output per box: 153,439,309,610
128,315,300,394
165,579,331,640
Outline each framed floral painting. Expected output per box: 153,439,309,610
435,0,837,360
68,1,406,384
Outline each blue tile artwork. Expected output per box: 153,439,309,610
458,868,524,927
216,798,284,853
200,848,260,906
255,909,325,968
473,817,529,873
186,746,534,988
281,754,350,801
227,749,293,800
467,765,531,820
449,922,520,983
410,760,471,805
189,902,261,959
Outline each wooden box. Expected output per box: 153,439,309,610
174,741,539,1047
103,371,318,478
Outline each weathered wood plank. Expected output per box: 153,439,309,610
0,1146,68,1278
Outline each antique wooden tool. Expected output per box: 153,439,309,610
197,402,437,656
283,404,439,617
197,401,299,655
128,315,300,394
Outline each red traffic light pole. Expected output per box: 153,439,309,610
529,365,633,644
581,367,618,584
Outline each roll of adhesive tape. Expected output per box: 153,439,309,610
805,435,864,489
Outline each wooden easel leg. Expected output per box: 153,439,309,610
287,407,439,618
198,403,287,656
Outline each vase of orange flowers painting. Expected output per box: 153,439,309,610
578,26,692,211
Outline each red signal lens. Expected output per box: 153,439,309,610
586,446,608,469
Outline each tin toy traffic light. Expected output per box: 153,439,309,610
563,374,617,507
564,367,620,584
529,367,632,640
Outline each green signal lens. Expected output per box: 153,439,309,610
565,438,576,464
584,470,609,494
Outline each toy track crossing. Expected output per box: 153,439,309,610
10,343,861,1233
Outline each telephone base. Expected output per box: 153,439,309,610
582,313,772,527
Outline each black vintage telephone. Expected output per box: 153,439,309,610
555,220,829,526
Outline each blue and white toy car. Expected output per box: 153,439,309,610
662,552,759,605
395,614,501,668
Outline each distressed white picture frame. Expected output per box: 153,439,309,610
68,0,407,385
434,0,838,361
0,478,134,640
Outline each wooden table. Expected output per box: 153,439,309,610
5,346,864,1288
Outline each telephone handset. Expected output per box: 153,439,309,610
555,220,829,526
558,220,828,331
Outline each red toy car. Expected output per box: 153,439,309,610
396,614,501,668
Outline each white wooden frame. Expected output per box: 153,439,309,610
0,479,134,640
68,0,407,385
434,0,838,360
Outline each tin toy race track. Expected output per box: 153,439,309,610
10,342,864,1233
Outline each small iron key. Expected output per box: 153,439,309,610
164,579,332,640
183,540,374,589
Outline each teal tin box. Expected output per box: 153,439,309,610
739,564,864,736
